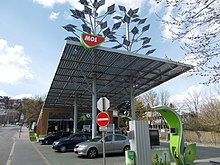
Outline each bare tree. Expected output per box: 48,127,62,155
157,0,220,84
184,89,201,115
199,99,220,132
158,89,170,106
140,90,158,107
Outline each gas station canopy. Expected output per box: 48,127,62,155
44,40,192,109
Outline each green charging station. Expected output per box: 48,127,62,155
153,106,196,165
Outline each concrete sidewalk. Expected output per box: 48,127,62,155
6,126,50,165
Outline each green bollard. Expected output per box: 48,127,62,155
125,150,135,165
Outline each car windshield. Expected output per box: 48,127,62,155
61,136,70,140
64,134,74,140
63,133,84,140
51,132,59,136
88,136,102,142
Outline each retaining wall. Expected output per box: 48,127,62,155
160,130,220,144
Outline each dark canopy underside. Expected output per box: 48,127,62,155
44,40,192,109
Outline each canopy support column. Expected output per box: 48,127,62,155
92,73,97,139
130,78,136,120
73,95,77,133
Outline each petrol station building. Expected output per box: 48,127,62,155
36,40,192,137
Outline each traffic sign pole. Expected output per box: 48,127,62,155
102,131,106,165
102,97,106,111
19,113,24,138
97,97,110,111
96,112,110,165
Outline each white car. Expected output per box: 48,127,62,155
74,134,130,158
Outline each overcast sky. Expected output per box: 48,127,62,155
0,0,219,104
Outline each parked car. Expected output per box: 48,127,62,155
38,131,71,145
74,133,130,158
52,132,92,152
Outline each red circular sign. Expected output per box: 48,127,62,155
96,112,110,127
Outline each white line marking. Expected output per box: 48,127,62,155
6,138,15,165
97,118,109,121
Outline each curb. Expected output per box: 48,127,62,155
160,140,220,148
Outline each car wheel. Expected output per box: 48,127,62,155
87,148,98,158
60,145,67,153
45,140,49,144
123,145,130,153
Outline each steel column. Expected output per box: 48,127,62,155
130,78,136,120
73,95,77,133
92,74,97,139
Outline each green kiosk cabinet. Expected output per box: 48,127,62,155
125,150,135,165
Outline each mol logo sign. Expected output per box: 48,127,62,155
80,33,105,49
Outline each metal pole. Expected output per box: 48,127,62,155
4,110,7,126
126,22,131,52
130,78,135,120
93,6,96,35
102,97,106,111
19,125,22,138
73,95,77,133
102,131,106,165
91,5,97,139
92,74,97,139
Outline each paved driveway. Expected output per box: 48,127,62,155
4,126,220,165
34,142,126,165
34,141,220,165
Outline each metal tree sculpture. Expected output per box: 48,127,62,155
63,0,156,55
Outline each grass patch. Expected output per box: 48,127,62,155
29,132,35,136
29,131,37,142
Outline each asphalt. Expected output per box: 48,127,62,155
6,127,220,165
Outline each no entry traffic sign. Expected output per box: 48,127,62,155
96,112,110,127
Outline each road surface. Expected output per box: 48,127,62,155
0,126,18,165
